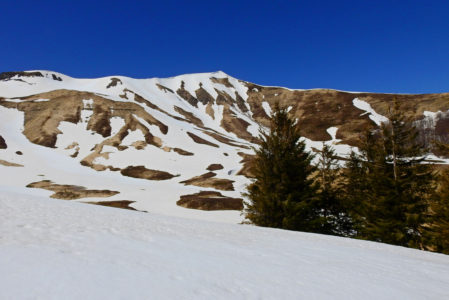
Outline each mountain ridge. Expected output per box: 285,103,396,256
1,70,449,221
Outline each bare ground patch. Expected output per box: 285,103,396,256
120,165,178,180
186,132,219,148
180,172,234,191
177,191,243,211
207,164,224,171
26,180,119,200
0,159,23,167
0,135,6,149
87,200,140,211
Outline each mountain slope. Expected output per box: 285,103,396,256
1,189,449,299
1,71,449,222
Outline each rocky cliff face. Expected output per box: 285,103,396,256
1,71,448,220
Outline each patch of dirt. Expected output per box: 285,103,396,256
220,104,257,142
52,74,62,81
173,148,194,156
195,86,215,105
180,172,234,191
202,130,250,149
177,81,198,107
0,135,6,149
186,132,219,148
0,71,43,81
87,200,139,211
0,159,23,167
120,165,178,180
156,83,174,93
210,77,234,88
207,164,224,171
177,191,243,211
106,78,122,88
236,152,256,178
26,180,119,200
174,106,204,127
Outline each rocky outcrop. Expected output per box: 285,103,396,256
120,166,178,180
180,172,234,191
177,191,243,211
0,135,6,149
26,180,119,200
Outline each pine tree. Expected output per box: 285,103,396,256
344,100,435,248
243,104,319,231
315,144,353,236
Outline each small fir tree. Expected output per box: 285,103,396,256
243,104,319,231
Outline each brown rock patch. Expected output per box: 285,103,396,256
186,132,219,148
176,81,198,107
177,191,243,211
120,165,178,180
180,172,234,191
0,135,6,149
106,78,122,88
173,148,194,156
26,180,119,200
174,106,204,127
206,164,224,171
156,83,174,93
0,159,23,167
87,200,139,211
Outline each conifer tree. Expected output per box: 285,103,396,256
243,104,319,231
344,100,435,248
315,144,353,236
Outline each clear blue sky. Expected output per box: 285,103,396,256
2,0,449,93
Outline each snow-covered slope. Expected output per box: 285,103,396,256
1,70,449,222
1,189,449,299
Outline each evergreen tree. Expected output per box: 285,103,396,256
344,100,435,248
315,144,353,236
243,104,319,231
430,169,449,254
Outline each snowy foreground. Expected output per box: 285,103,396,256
1,191,449,300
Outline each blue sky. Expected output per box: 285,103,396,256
1,0,449,93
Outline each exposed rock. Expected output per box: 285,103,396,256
0,71,43,81
210,77,234,88
120,165,178,180
237,152,256,178
26,180,119,200
52,74,62,81
156,83,174,93
107,78,122,88
15,151,23,155
176,81,198,107
174,106,204,127
177,191,243,211
202,130,250,149
87,200,139,211
180,172,234,191
195,87,215,105
0,135,6,149
0,159,23,167
173,148,194,156
206,164,224,171
186,132,219,148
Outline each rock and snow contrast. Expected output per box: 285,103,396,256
1,71,449,298
2,70,449,221
1,190,449,299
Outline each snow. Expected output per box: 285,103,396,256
1,190,449,299
261,101,272,117
353,98,389,125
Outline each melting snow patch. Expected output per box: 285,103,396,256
352,98,388,126
262,101,272,117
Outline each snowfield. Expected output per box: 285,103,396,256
1,190,449,299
